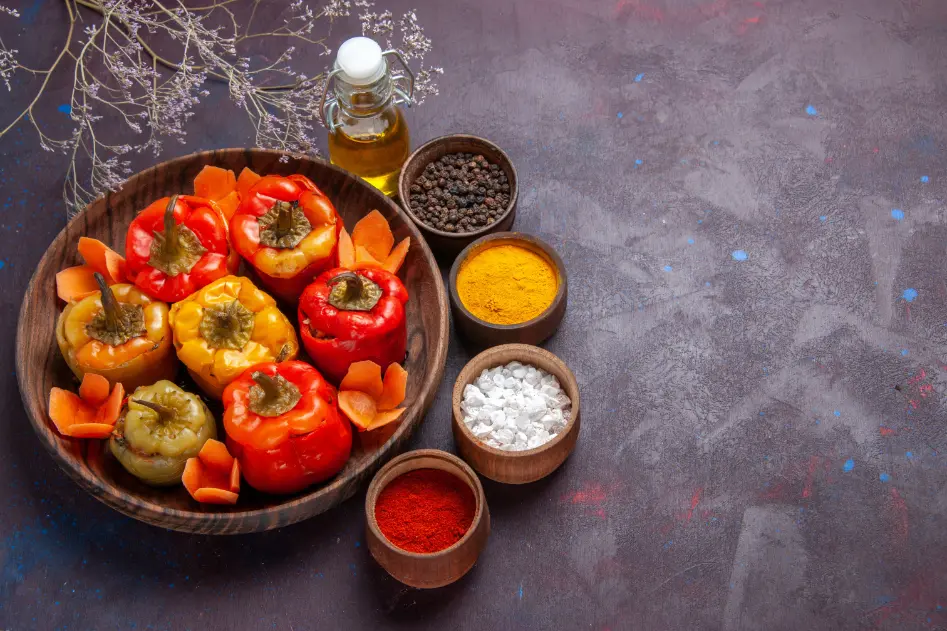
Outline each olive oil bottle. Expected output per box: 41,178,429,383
322,37,414,197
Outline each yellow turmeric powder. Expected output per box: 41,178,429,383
456,244,558,325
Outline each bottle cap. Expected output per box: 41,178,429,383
335,37,386,86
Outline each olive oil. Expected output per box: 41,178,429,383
328,107,409,197
321,37,415,197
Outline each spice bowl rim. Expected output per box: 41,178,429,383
364,448,487,560
451,343,581,463
397,133,518,241
448,232,568,332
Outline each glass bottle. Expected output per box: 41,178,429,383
321,37,414,197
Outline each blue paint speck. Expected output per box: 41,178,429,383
834,410,841,417
518,584,523,599
635,159,643,166
906,451,914,459
57,104,71,115
617,112,623,119
902,288,918,302
920,175,929,183
687,238,695,245
705,281,711,287
663,540,674,549
901,349,909,356
805,105,818,116
879,472,890,482
819,215,827,222
891,209,904,220
0,260,5,270
842,459,854,472
634,73,645,82
697,219,703,224
663,265,673,272
713,140,719,145
731,250,748,261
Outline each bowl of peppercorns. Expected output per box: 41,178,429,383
398,134,517,259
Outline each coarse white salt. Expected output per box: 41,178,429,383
461,361,572,451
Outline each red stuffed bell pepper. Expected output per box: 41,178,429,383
230,175,341,303
126,195,238,303
223,360,352,494
298,268,408,384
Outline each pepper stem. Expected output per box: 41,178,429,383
133,399,176,423
160,195,180,259
252,373,282,401
276,201,295,236
95,272,122,332
328,271,362,302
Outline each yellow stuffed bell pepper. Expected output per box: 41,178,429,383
169,275,299,398
56,273,176,392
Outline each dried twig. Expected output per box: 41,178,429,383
0,0,443,216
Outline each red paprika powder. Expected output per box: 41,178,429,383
374,469,476,554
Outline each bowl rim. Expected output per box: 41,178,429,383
364,448,487,558
16,148,450,532
451,344,580,459
397,133,518,240
448,232,568,331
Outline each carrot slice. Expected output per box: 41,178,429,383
229,460,241,493
56,265,100,302
339,360,384,399
48,388,93,435
182,457,204,497
354,245,384,270
338,390,378,431
95,382,125,426
193,488,239,505
78,237,126,284
377,363,408,411
78,373,111,406
338,227,355,269
236,167,262,199
352,210,394,261
382,237,410,275
368,408,405,431
64,423,115,439
194,165,237,200
198,439,235,474
214,190,240,220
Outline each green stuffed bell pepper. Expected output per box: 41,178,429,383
110,380,217,486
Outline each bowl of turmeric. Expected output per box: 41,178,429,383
448,232,567,348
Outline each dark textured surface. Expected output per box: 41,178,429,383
2,0,947,629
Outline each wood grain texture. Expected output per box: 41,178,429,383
364,449,490,588
451,344,580,484
16,149,450,535
397,134,517,261
448,232,568,349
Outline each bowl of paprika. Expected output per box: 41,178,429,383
449,232,567,349
365,449,490,588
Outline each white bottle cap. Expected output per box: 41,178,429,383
335,37,386,86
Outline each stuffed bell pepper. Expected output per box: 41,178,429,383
110,381,217,486
230,174,340,302
223,361,352,494
126,195,238,303
169,275,299,398
56,273,177,392
298,268,408,384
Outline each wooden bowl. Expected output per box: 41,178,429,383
365,449,490,588
397,134,517,260
16,148,450,534
449,232,568,348
452,345,580,484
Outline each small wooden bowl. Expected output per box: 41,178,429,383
365,449,490,588
449,232,568,348
397,134,517,260
452,345,580,484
